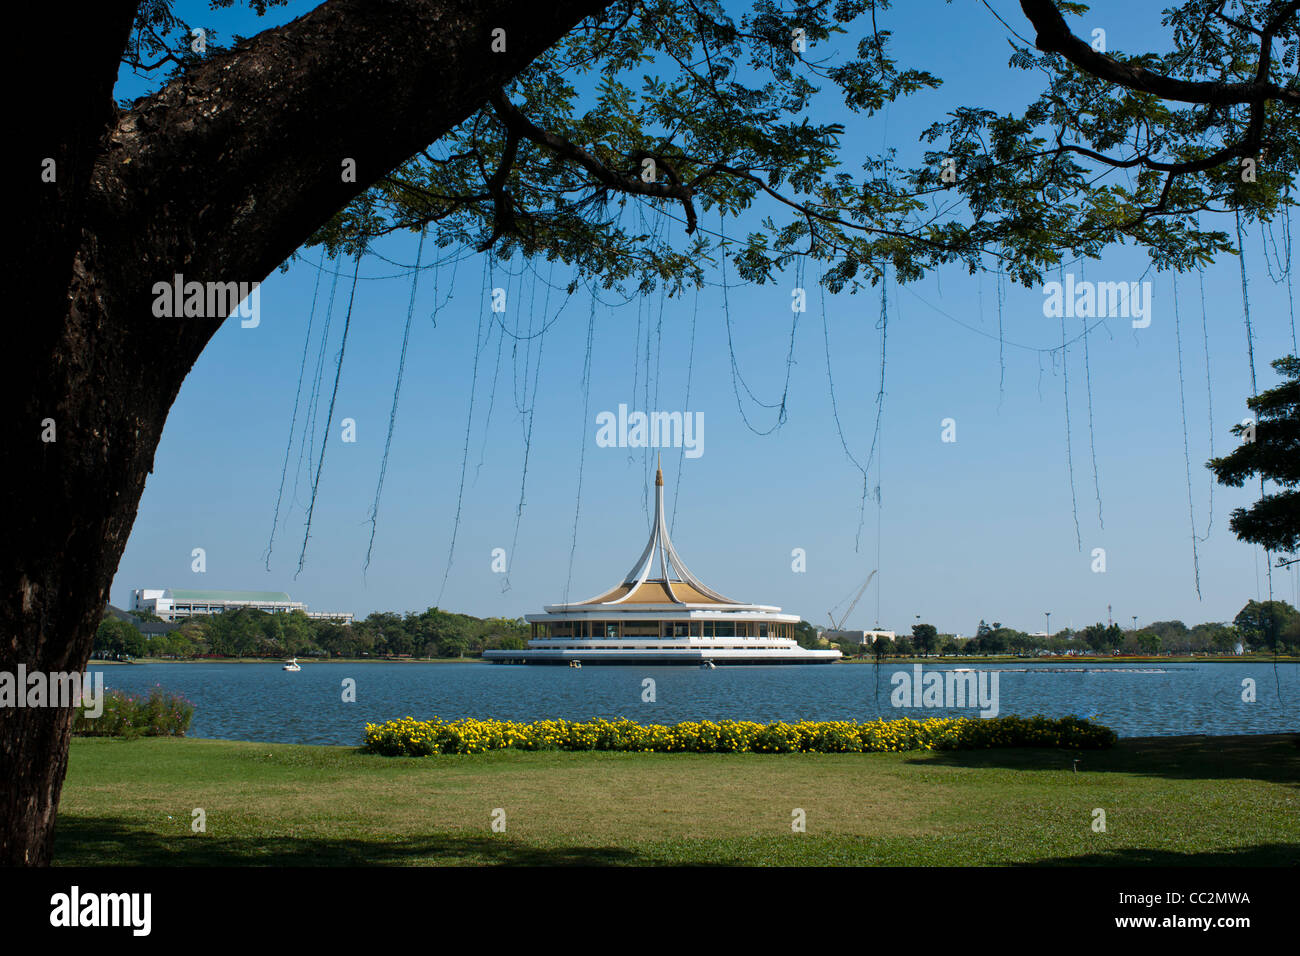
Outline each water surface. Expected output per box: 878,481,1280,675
88,660,1300,746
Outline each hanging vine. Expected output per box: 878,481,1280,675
670,285,700,532
296,252,345,507
1057,268,1082,552
719,214,800,437
859,266,890,554
436,254,493,607
563,291,598,605
265,251,326,571
1173,276,1203,598
1198,267,1216,539
1079,262,1104,531
296,245,365,576
364,226,427,575
818,273,870,548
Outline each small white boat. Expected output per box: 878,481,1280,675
283,658,301,672
569,660,582,669
700,660,716,669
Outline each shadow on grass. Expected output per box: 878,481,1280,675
52,816,643,866
1026,844,1300,866
52,817,1300,866
901,734,1300,785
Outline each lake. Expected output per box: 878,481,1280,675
86,660,1300,746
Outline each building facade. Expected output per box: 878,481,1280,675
130,588,353,624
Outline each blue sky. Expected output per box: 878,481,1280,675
110,1,1300,634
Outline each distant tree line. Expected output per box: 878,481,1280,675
818,600,1300,659
93,606,530,660
96,598,1300,661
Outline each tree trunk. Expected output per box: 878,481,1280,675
2,0,611,866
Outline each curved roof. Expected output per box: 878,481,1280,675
579,579,735,606
570,460,743,608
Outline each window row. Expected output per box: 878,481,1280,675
535,620,795,639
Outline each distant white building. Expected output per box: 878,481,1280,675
131,588,353,624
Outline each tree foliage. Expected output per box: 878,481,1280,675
1208,354,1300,553
1081,621,1124,652
119,0,1300,292
1233,598,1300,650
911,622,939,655
93,617,147,659
94,606,531,659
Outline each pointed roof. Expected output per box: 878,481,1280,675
574,459,743,607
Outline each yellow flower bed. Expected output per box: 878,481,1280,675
361,714,1116,756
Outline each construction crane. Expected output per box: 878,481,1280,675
827,569,878,631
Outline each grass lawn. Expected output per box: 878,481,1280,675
54,734,1300,866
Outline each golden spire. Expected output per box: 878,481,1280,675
655,453,663,486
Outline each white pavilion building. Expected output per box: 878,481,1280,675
484,463,840,666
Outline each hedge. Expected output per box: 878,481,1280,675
361,714,1116,756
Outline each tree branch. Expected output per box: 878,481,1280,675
95,0,616,300
478,125,523,250
1020,0,1300,107
487,88,698,233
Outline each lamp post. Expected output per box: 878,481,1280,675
1045,612,1051,639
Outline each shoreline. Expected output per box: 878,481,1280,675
93,656,483,665
96,653,1300,665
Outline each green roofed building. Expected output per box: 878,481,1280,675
130,588,353,624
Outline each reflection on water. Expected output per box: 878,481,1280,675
87,660,1300,746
